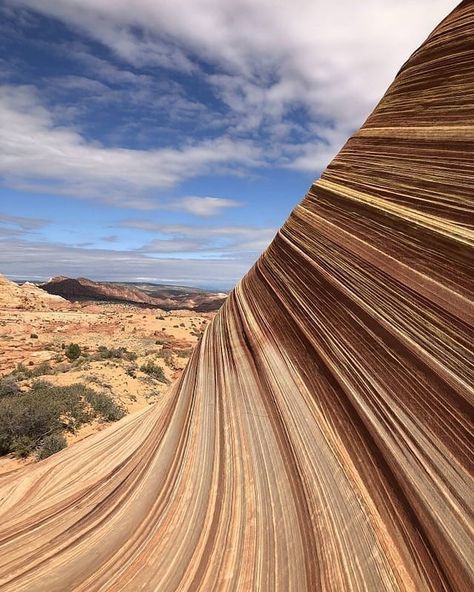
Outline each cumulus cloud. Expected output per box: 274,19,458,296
7,0,457,169
0,1,458,286
0,84,261,208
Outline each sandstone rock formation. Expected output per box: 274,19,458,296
0,274,67,310
41,276,227,312
0,3,472,591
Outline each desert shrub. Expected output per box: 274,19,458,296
0,381,126,459
9,361,51,380
11,435,37,457
15,362,29,376
0,376,20,398
140,361,169,384
176,348,193,358
38,433,67,460
126,366,137,377
30,333,38,339
157,347,173,358
96,346,136,361
29,361,52,377
29,381,91,430
156,348,174,365
83,390,125,421
65,343,81,361
0,390,60,456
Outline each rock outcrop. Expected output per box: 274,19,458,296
41,276,227,311
0,3,472,591
0,274,67,310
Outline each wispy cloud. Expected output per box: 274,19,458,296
0,212,47,231
167,197,241,217
0,84,261,208
120,220,276,256
0,237,259,289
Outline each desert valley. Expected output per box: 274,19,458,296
0,273,223,473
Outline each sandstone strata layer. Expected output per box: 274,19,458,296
0,3,472,591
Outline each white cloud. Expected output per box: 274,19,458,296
170,196,241,217
120,220,274,238
0,212,47,230
119,220,276,255
7,0,457,171
0,237,259,289
139,239,204,253
0,84,261,208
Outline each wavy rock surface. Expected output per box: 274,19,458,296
0,3,473,591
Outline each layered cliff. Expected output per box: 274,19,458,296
0,3,472,591
41,276,227,311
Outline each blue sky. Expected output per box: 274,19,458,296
0,0,455,289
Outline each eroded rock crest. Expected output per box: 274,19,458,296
0,3,472,590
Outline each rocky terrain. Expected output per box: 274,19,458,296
0,5,472,591
0,273,68,311
40,276,227,311
0,273,213,472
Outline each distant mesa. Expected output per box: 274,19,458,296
40,276,227,312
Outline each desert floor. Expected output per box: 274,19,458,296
0,301,213,473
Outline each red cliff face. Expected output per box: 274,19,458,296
42,276,158,305
41,276,227,311
0,4,472,591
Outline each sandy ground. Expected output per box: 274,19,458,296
0,301,214,473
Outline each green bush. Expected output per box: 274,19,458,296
0,381,126,459
0,392,59,456
7,361,52,381
140,361,169,384
11,435,36,458
38,433,67,460
96,346,137,361
83,390,126,422
65,343,81,361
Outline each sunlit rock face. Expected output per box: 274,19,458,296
0,3,472,591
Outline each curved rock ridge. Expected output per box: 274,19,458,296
0,3,473,591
